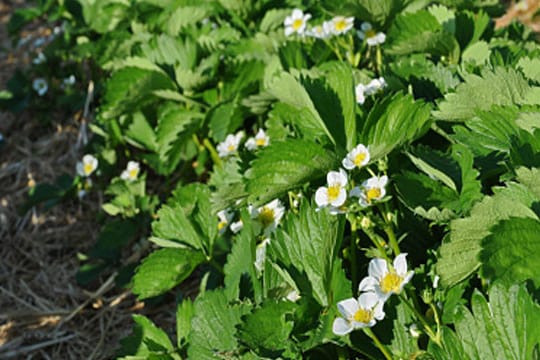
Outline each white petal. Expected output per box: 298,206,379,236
245,138,256,150
291,9,303,19
358,276,378,292
357,30,365,40
358,292,378,309
230,220,243,233
375,32,386,44
315,187,329,207
349,186,362,198
337,298,359,319
330,188,347,207
332,317,353,336
369,258,388,280
373,301,386,320
361,22,372,31
394,253,408,275
76,162,84,176
342,157,355,170
284,16,293,26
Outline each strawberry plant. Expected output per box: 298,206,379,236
3,0,540,358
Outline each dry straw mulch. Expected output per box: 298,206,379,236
0,2,175,359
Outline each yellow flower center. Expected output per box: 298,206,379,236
227,144,236,152
380,272,403,294
255,138,266,147
218,221,227,231
258,207,275,228
84,163,94,175
334,19,348,32
327,185,341,202
128,168,138,179
292,18,304,31
353,152,367,166
365,187,381,203
353,308,373,324
365,29,377,38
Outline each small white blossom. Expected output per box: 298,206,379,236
355,77,386,104
217,132,243,158
250,199,285,235
33,78,48,96
284,9,312,36
217,209,234,235
358,253,414,301
409,324,421,338
230,220,244,233
342,144,370,170
254,238,270,273
325,16,354,36
63,75,76,86
32,52,46,65
352,175,388,207
120,161,140,181
357,22,386,46
315,169,348,209
306,24,330,39
76,154,98,177
433,275,440,289
245,129,269,150
286,289,301,302
332,292,385,336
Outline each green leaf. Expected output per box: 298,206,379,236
269,203,343,307
267,72,334,144
430,283,540,360
209,158,247,211
359,93,432,160
102,65,176,119
323,0,405,27
125,112,158,151
89,219,138,261
434,68,539,121
245,139,339,206
117,314,175,358
132,248,205,299
152,184,217,253
237,300,296,355
437,180,539,287
481,218,540,286
517,57,540,83
223,214,260,301
176,299,194,347
315,62,357,150
387,10,459,58
78,0,130,34
461,41,490,65
187,290,251,359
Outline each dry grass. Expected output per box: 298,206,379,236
0,3,176,359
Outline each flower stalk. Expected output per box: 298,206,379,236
363,328,392,360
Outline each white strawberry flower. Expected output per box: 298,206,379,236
63,75,76,86
230,220,244,234
355,77,386,105
217,132,244,158
358,253,414,301
325,16,355,36
250,199,285,234
342,144,370,170
33,78,48,96
245,129,269,151
217,209,234,235
76,154,98,177
32,52,46,65
254,238,271,273
284,9,312,36
351,175,388,207
315,169,348,209
120,161,140,181
357,22,386,46
332,292,385,336
306,24,330,39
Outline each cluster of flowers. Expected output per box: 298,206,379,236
216,129,269,158
32,75,76,97
76,154,141,182
333,254,414,335
315,144,388,214
355,77,386,105
283,8,386,45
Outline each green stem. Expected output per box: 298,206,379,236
429,302,442,341
399,293,441,346
350,219,359,289
361,227,390,262
376,46,382,74
383,225,400,256
202,138,222,168
363,328,392,360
